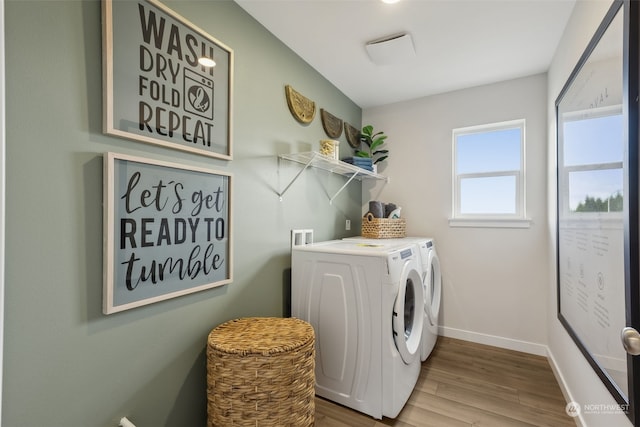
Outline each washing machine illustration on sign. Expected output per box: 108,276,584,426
184,68,214,120
291,239,424,419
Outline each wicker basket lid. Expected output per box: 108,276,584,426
208,317,314,356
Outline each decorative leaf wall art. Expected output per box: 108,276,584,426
320,109,343,138
344,122,361,148
285,85,316,124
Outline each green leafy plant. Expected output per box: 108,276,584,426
356,125,389,164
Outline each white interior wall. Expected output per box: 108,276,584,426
546,1,632,426
362,73,549,355
363,1,635,425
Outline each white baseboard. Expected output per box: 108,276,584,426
546,347,583,427
438,326,548,356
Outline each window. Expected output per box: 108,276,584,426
559,107,623,216
451,119,527,227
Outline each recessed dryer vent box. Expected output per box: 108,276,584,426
291,229,314,249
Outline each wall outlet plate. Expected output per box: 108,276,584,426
291,229,314,248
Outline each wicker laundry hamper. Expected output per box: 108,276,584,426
206,317,315,427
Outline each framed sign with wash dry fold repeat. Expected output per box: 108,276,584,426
103,152,233,314
102,0,233,159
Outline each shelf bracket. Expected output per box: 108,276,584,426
277,153,317,201
329,170,360,205
277,151,387,203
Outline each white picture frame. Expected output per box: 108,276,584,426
102,0,233,159
103,152,233,314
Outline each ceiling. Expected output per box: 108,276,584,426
234,0,577,108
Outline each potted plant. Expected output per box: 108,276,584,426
356,125,389,167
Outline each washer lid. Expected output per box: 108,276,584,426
294,239,413,257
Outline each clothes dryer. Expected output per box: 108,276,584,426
344,237,442,361
417,239,441,360
291,240,424,419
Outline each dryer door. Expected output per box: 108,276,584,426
392,261,424,364
426,249,442,326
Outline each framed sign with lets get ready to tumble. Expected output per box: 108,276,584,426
103,152,233,314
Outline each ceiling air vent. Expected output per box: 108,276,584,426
365,33,415,65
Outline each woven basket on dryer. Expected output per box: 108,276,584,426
361,212,406,239
206,317,315,427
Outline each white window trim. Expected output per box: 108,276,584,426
450,119,531,228
448,217,532,228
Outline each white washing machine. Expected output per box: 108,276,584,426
345,237,442,361
291,240,424,419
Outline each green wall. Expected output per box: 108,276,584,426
2,1,362,425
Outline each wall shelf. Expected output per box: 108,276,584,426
278,151,388,204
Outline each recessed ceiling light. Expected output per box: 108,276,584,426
198,57,216,67
381,0,401,4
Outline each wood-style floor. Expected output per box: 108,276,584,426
314,337,576,427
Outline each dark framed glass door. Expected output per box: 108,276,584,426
556,1,640,424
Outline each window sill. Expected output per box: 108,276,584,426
448,217,532,229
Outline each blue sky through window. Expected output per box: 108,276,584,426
564,114,623,166
562,113,623,211
460,175,516,214
456,127,521,174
